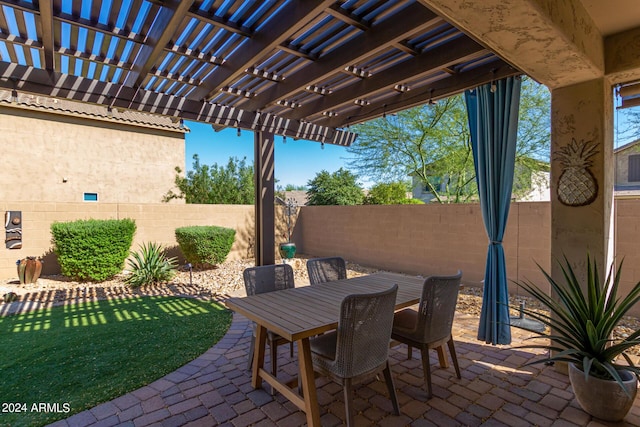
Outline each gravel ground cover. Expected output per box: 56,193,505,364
2,255,640,355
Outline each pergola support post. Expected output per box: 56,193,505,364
254,131,276,266
550,77,615,309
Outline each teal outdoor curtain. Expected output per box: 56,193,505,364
464,76,521,345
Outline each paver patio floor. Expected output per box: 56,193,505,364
50,310,640,427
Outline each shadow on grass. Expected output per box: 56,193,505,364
0,295,232,427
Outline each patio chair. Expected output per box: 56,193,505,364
391,271,463,399
306,256,347,285
243,264,295,374
309,284,400,426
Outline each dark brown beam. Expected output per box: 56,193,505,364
187,8,252,38
326,4,370,31
242,2,441,111
37,0,54,70
150,68,201,86
123,0,196,88
0,33,42,48
0,62,356,145
56,46,132,69
278,43,318,61
324,59,521,127
286,37,486,120
254,131,276,266
0,1,146,44
165,41,225,66
191,0,335,102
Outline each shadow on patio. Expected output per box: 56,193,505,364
50,308,640,427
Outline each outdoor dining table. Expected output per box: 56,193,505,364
225,271,426,427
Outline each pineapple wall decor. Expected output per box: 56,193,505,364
555,138,599,207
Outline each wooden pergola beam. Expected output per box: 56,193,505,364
323,59,520,127
123,0,196,89
241,2,442,111
285,37,487,120
0,62,356,145
191,0,336,102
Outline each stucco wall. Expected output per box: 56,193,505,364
615,145,640,186
0,202,256,278
0,106,185,204
4,200,640,315
295,202,551,292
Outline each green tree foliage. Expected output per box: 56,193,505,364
164,155,254,204
365,181,424,204
347,77,550,203
306,168,364,205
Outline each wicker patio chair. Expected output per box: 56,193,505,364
306,256,347,285
391,271,463,398
243,264,295,374
309,284,400,426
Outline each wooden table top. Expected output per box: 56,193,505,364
225,271,425,341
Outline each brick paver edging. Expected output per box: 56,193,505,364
48,312,254,427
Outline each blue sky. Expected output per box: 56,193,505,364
185,121,356,189
184,93,638,189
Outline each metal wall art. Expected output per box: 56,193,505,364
5,211,22,249
555,138,599,207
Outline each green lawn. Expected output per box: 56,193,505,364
0,296,232,427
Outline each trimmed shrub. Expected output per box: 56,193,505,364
51,219,136,281
175,226,235,266
125,242,178,288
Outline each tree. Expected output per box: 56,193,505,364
364,181,424,204
306,168,364,205
346,77,550,203
163,155,254,204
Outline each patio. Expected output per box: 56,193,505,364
49,306,640,427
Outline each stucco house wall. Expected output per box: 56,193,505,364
0,95,185,204
615,140,640,188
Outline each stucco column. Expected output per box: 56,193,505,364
550,78,614,285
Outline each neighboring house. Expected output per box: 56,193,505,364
614,139,640,197
411,162,551,203
0,90,187,204
282,190,309,206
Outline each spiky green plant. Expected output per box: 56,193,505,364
515,254,640,391
125,242,178,287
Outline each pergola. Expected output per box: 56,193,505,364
1,0,639,304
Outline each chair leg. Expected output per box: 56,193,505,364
289,341,294,358
343,378,354,427
407,344,412,360
420,347,433,399
448,339,461,379
247,335,255,371
382,361,400,415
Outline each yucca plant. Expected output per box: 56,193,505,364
515,254,640,389
125,242,178,288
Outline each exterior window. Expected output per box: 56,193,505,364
629,155,640,182
83,192,98,202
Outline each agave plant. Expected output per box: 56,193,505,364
125,242,178,288
515,254,640,389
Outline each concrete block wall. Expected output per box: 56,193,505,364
3,199,640,316
0,202,255,278
296,202,551,293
